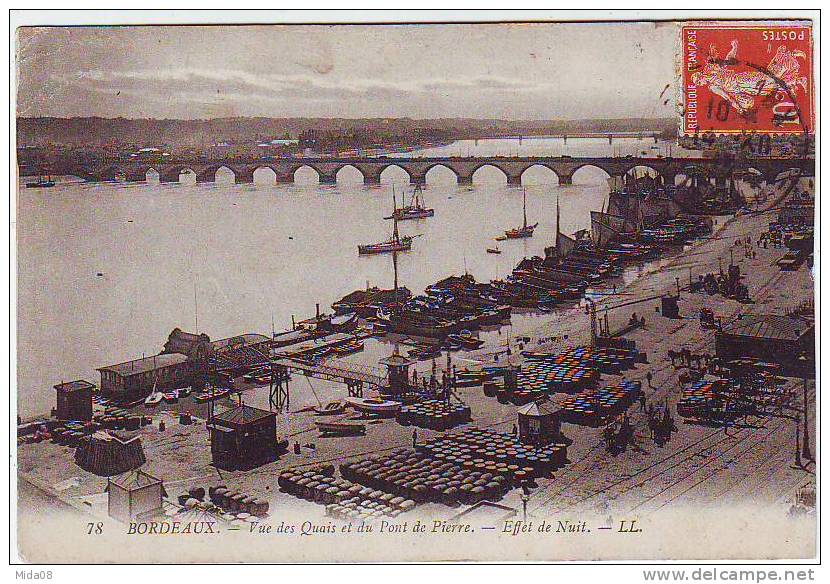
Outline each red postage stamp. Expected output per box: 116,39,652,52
681,21,814,135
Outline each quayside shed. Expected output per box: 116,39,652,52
54,379,95,421
517,399,562,447
207,404,278,470
75,430,146,476
715,313,815,377
106,469,166,523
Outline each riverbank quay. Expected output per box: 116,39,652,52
16,176,814,533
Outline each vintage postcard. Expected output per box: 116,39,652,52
12,12,818,565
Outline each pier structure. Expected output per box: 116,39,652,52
21,153,814,189
269,357,390,411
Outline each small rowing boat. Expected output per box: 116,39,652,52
193,387,231,403
314,400,347,416
144,392,164,406
344,396,402,416
486,247,502,254
315,419,366,436
454,370,488,387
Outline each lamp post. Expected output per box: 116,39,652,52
798,353,811,461
795,417,802,468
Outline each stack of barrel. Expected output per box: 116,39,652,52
340,448,509,506
560,346,639,374
207,484,269,517
95,413,147,431
397,400,471,430
518,359,600,395
559,380,641,427
677,378,730,419
50,422,92,446
416,427,567,481
278,466,416,518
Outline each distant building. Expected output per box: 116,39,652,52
97,353,192,400
163,328,213,364
54,379,95,421
715,313,815,377
106,469,166,523
207,405,279,470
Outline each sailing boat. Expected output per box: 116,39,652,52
25,174,56,188
358,192,418,255
385,185,434,220
144,382,164,406
504,187,538,239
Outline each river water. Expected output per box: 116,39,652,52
16,137,698,418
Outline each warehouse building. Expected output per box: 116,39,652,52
97,352,192,400
715,313,815,377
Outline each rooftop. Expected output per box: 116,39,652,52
97,353,189,377
211,333,270,352
108,469,163,490
720,313,813,342
54,379,96,392
517,400,560,417
211,404,275,427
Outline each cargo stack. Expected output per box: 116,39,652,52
559,380,642,427
397,400,471,430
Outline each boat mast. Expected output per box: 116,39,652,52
194,278,199,334
391,188,400,243
392,249,399,301
555,193,561,256
522,187,528,229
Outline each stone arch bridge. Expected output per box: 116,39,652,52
41,155,814,186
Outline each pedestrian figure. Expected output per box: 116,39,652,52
512,423,518,437
648,414,658,442
646,371,653,388
639,392,647,412
603,425,614,452
412,429,418,448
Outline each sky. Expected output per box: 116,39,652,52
16,22,679,120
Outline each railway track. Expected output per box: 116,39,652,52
528,379,807,519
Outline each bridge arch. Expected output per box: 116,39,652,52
194,164,238,184
145,167,161,184
624,164,659,179
379,164,411,185
424,163,458,184
253,166,278,185
336,164,366,184
571,164,612,186
160,165,197,184
520,164,560,186
214,165,238,184
292,164,321,185
471,163,508,185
